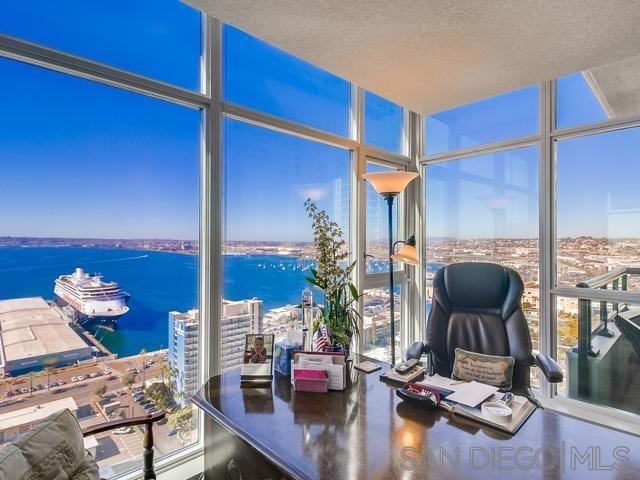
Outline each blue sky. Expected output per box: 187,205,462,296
1,1,637,241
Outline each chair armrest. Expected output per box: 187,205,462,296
405,341,428,361
82,411,165,437
533,354,563,383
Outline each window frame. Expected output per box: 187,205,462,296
359,153,411,363
0,16,213,478
363,89,409,155
421,79,640,435
4,4,640,460
0,11,420,474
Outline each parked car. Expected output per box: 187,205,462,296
89,373,98,378
77,375,86,381
20,388,29,394
112,427,133,435
70,376,79,382
57,380,66,386
36,384,44,390
102,369,111,375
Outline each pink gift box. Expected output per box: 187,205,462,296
293,369,329,393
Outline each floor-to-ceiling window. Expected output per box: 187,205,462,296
0,1,203,477
423,87,541,380
363,161,404,362
221,119,351,363
424,146,540,349
552,57,640,419
361,91,411,364
220,23,354,364
423,56,640,430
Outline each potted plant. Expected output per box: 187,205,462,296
304,199,361,355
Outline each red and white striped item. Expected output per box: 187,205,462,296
313,323,332,352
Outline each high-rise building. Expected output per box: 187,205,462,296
168,309,199,406
220,298,263,370
168,298,262,404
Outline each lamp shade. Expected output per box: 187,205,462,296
362,171,419,196
392,243,420,266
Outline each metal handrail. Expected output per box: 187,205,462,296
573,267,637,398
576,267,640,289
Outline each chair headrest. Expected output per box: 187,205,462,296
442,262,513,311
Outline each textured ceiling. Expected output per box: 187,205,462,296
184,0,640,115
587,53,640,118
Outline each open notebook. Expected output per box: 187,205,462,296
418,375,536,435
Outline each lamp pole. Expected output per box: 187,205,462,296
386,194,397,365
362,170,419,366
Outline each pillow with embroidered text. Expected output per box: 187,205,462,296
452,348,515,390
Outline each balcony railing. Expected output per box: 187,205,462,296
574,267,639,396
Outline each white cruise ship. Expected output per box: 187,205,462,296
54,268,129,324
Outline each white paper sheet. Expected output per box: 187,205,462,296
418,374,468,392
445,381,499,407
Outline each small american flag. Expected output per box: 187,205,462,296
313,323,332,352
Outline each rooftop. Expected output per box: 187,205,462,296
0,396,77,431
0,297,89,363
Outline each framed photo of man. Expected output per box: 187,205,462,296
241,334,275,384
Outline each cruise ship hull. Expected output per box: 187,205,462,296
53,268,130,328
54,292,129,327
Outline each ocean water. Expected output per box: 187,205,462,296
0,246,443,357
0,247,314,357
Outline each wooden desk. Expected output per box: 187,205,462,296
193,358,639,479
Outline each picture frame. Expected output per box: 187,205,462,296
241,333,275,385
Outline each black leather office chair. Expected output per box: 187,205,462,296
407,262,562,397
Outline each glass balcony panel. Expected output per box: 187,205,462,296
555,296,640,416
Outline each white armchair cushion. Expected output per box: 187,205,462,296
0,408,99,480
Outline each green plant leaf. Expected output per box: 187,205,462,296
348,283,360,301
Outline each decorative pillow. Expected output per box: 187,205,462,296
0,408,100,480
452,348,515,390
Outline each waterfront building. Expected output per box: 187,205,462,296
220,299,263,371
0,397,78,445
169,298,262,404
168,309,199,406
0,297,93,376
